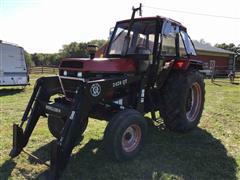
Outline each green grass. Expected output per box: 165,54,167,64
0,74,240,180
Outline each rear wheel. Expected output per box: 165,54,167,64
159,69,205,132
104,109,148,161
48,115,88,139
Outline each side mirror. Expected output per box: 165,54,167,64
87,44,98,59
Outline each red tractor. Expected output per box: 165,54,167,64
10,5,205,179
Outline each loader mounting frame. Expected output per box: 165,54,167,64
10,74,143,179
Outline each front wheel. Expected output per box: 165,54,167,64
159,69,205,132
48,115,88,139
104,109,148,161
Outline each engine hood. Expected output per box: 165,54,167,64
59,58,136,73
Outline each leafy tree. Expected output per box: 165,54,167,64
59,42,88,58
29,39,107,66
215,43,240,53
215,43,240,69
235,45,240,69
24,51,33,67
31,53,45,66
88,39,107,48
199,39,211,46
48,53,61,65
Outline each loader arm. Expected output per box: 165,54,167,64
49,75,143,179
10,74,142,179
10,76,62,158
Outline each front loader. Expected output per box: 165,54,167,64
10,4,205,179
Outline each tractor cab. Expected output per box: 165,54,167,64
106,16,197,69
107,18,156,59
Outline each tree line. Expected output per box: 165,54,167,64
215,43,240,54
215,43,240,68
25,39,107,67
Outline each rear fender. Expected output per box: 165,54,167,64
173,59,203,70
188,60,203,70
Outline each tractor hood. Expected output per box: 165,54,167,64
59,58,136,73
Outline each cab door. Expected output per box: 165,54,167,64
155,21,179,88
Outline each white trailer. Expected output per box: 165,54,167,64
0,41,29,86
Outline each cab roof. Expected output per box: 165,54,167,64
117,16,186,30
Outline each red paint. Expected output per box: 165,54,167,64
194,55,230,70
59,58,136,73
173,59,189,70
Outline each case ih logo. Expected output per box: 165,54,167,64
90,83,101,97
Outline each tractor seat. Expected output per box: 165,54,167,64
135,46,151,55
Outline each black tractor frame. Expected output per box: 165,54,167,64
9,4,205,179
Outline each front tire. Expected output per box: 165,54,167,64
48,115,88,139
159,69,205,132
104,109,148,161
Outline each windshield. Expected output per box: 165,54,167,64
108,20,156,56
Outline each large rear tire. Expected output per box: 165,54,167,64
159,69,205,132
104,109,148,161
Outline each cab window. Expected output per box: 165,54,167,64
162,34,176,56
180,31,196,55
161,22,178,56
179,34,187,57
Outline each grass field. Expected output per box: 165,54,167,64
0,74,239,180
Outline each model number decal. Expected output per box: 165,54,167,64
113,79,128,88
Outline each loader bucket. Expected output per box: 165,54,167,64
9,76,62,158
9,124,24,158
9,75,93,179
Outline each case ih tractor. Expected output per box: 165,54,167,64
10,5,205,179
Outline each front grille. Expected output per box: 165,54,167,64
61,60,83,69
59,70,78,77
60,78,83,100
66,71,77,77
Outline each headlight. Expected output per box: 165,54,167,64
63,70,67,76
77,72,82,77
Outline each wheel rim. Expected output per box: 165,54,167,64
186,82,202,122
121,124,142,152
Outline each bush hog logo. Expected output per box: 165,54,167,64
90,83,101,97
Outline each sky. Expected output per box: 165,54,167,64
0,0,239,53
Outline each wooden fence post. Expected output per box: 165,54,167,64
210,60,215,83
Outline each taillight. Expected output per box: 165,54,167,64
174,60,189,70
